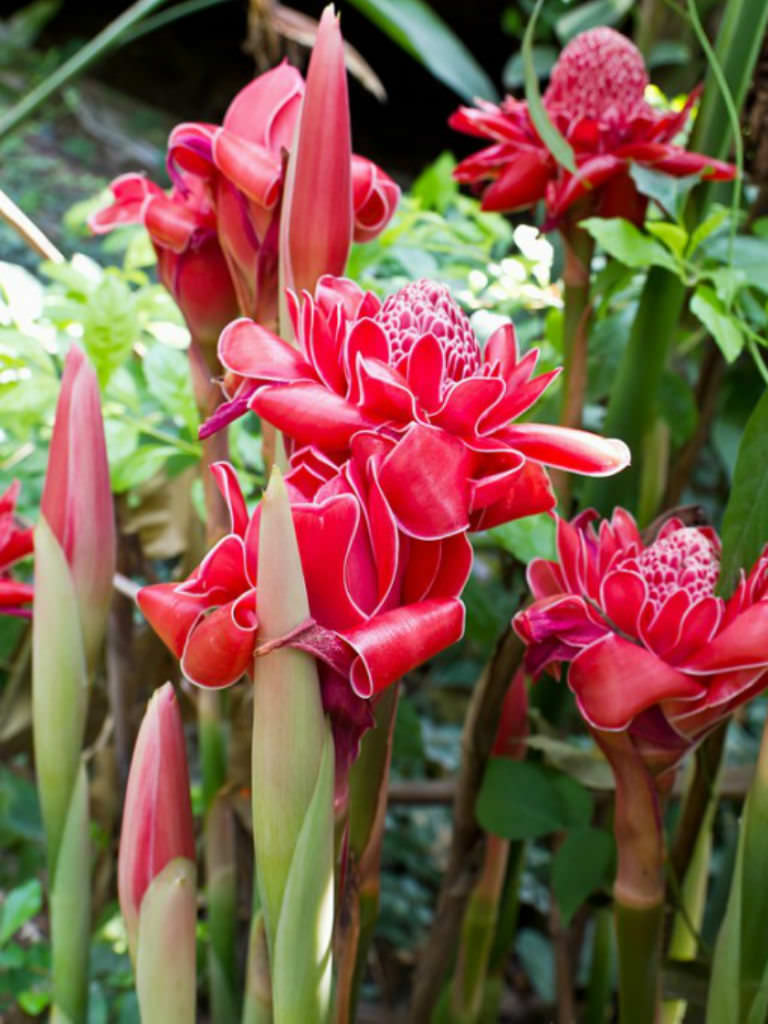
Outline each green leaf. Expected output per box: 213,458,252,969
629,165,700,221
552,827,615,924
525,735,614,790
344,0,497,103
554,0,634,42
411,152,459,212
110,444,180,493
687,206,730,257
657,370,697,448
476,758,593,840
82,275,138,386
142,344,198,435
580,218,679,272
482,512,556,563
690,285,745,362
705,235,768,295
502,46,557,91
647,40,691,68
646,222,689,259
718,386,768,596
523,0,576,174
0,879,43,945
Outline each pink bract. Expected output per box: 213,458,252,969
203,275,630,539
138,458,470,779
89,173,239,348
514,508,768,771
118,683,195,954
450,27,736,225
0,480,34,616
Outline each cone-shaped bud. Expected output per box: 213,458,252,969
40,346,116,672
281,4,353,299
119,683,196,962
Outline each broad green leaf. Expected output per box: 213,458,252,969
516,929,555,1001
110,444,180,493
523,0,576,173
690,285,745,362
580,218,678,272
502,46,557,91
82,275,138,386
705,235,768,295
344,0,497,103
646,222,689,259
658,370,697,447
0,878,43,945
142,344,198,435
629,166,700,221
411,152,458,212
718,386,768,596
476,758,592,840
687,206,730,256
554,0,634,42
482,512,556,563
552,827,615,923
525,735,614,790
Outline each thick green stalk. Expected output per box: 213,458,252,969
559,225,595,433
0,0,170,137
336,685,400,1023
584,907,614,1024
243,913,273,1024
595,731,665,1024
447,834,510,1023
582,268,685,516
206,792,240,1023
49,764,91,1024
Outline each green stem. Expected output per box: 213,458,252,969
559,224,595,433
448,834,510,1023
0,0,171,138
206,791,240,1024
595,730,665,1024
584,907,615,1024
582,268,686,516
242,912,273,1024
336,685,400,1023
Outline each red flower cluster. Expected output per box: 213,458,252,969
139,459,469,775
203,275,630,536
450,27,736,225
0,481,33,616
514,509,768,771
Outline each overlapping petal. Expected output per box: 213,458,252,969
204,274,630,538
514,507,768,769
0,480,33,616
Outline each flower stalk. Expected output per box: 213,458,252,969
251,466,334,1023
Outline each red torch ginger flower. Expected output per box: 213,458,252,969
89,173,239,349
0,480,33,616
138,458,470,781
167,53,398,323
514,509,768,772
450,26,736,224
203,275,630,538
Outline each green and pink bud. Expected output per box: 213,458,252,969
40,346,116,672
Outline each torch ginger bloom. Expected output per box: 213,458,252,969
450,27,736,224
204,275,630,538
514,509,768,773
89,174,239,349
138,457,470,783
0,480,33,616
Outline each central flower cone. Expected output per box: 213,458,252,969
374,280,482,389
631,527,720,612
543,26,648,125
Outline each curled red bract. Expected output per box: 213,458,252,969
0,480,33,617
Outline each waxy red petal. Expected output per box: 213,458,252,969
481,150,552,212
501,422,631,475
470,459,555,530
210,462,249,538
345,598,465,697
181,601,257,688
568,633,705,731
137,583,209,659
250,381,374,450
218,318,310,381
681,601,768,674
600,569,646,640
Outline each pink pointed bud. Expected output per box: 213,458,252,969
282,4,353,297
119,683,196,959
40,347,116,671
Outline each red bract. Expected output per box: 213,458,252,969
167,57,398,324
514,509,768,771
203,275,630,538
0,481,33,616
138,458,469,777
450,27,736,224
89,174,239,348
